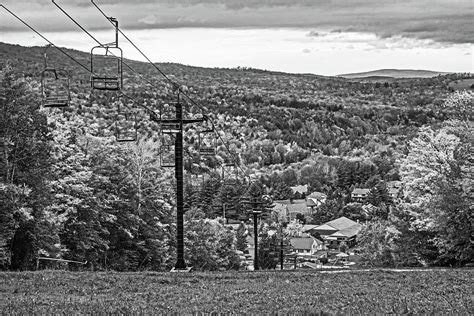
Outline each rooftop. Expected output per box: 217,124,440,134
287,203,310,214
307,192,327,200
352,188,370,195
272,203,288,212
273,199,306,205
324,216,359,231
302,224,319,232
329,224,362,238
290,237,320,250
312,224,338,232
290,185,308,194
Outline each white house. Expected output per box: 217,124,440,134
289,237,324,257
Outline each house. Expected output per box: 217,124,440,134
289,237,324,257
287,203,312,221
301,224,319,234
309,216,362,248
351,188,370,202
272,199,311,222
306,192,327,208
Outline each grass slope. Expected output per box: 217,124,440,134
1,269,472,314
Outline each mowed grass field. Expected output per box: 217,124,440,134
1,269,472,314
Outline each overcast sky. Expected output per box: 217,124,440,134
1,0,472,75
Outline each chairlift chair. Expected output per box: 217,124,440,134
115,111,138,142
40,45,71,108
160,140,175,167
90,17,123,91
221,159,239,185
186,173,202,194
159,101,182,134
90,46,123,91
160,150,175,168
41,68,70,108
198,127,216,157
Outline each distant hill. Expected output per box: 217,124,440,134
338,69,451,79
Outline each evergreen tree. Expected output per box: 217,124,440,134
367,181,391,206
198,177,221,217
257,225,279,269
272,180,293,200
214,180,246,221
311,199,343,225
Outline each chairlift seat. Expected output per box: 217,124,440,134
200,148,215,156
115,129,137,142
116,135,137,143
161,156,175,168
161,122,182,133
91,76,120,91
43,96,69,108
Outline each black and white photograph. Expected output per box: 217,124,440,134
0,0,472,314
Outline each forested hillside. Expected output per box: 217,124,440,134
1,42,472,270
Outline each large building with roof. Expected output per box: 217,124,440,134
306,216,362,248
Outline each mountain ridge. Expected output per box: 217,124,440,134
338,69,451,79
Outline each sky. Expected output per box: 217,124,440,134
0,0,472,75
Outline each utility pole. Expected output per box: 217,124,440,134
251,210,261,270
280,233,284,270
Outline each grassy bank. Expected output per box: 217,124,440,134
1,269,472,314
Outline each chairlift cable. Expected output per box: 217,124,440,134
91,0,175,87
0,5,92,75
52,0,167,99
1,3,250,182
90,0,248,179
0,5,164,132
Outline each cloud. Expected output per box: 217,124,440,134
139,14,159,25
1,0,472,44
